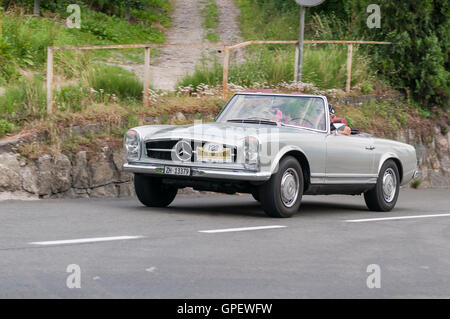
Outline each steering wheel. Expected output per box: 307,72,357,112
289,117,314,128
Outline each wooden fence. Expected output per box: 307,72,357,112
46,40,391,113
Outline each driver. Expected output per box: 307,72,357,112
329,104,351,135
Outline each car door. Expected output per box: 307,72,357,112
325,133,376,184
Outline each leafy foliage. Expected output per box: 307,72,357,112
239,0,449,108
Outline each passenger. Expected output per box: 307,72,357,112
329,104,351,135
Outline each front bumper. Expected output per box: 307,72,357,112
123,163,272,182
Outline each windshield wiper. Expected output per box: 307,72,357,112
227,118,283,126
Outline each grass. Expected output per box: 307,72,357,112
411,179,422,189
0,76,46,122
86,65,143,101
179,46,372,90
201,0,220,42
0,5,170,81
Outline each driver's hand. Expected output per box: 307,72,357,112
338,126,351,136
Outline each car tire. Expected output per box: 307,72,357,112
258,156,303,218
134,174,178,207
364,160,400,212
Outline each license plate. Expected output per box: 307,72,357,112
164,166,191,176
196,147,232,163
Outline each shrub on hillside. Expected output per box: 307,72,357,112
86,65,143,101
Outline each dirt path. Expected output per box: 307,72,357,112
149,0,206,91
120,0,244,91
216,0,244,46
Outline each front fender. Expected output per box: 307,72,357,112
268,145,310,175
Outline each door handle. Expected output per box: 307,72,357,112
365,146,375,150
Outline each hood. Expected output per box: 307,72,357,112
136,122,286,145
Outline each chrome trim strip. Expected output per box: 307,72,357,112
123,163,271,181
147,148,173,152
311,173,378,178
310,173,378,184
132,158,243,170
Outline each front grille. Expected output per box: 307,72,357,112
145,139,238,163
146,140,178,150
146,140,178,161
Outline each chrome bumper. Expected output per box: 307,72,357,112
123,163,272,182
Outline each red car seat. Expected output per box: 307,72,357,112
330,116,348,126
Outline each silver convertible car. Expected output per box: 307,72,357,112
124,93,419,218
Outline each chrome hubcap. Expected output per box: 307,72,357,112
280,168,299,208
382,168,397,203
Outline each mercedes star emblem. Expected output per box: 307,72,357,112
173,140,192,161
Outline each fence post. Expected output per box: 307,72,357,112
143,47,151,107
46,47,54,114
294,43,299,82
222,46,230,99
346,43,353,93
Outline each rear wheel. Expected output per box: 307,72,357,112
258,156,303,218
364,160,400,212
134,174,178,207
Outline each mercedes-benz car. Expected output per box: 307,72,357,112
123,92,419,218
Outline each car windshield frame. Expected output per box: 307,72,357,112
216,93,329,133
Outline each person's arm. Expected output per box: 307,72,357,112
338,126,351,135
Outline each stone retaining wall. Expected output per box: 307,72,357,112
0,148,134,200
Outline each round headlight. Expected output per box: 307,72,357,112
124,129,140,160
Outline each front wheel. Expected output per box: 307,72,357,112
364,160,400,212
258,156,303,218
134,174,178,207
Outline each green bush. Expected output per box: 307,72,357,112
86,64,143,100
55,85,87,112
0,77,46,120
361,82,374,94
350,0,449,107
0,119,14,137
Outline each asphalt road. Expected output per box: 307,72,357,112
0,189,449,298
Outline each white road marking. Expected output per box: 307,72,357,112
198,225,287,233
346,213,450,223
29,235,145,246
146,267,157,273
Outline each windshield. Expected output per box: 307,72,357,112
217,94,327,131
